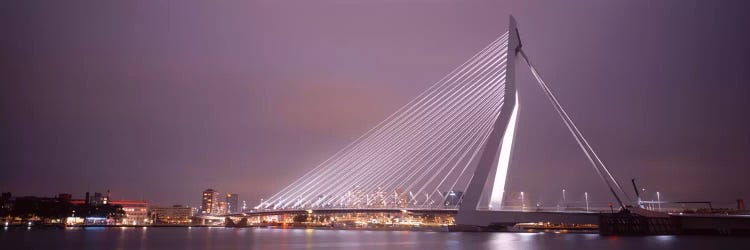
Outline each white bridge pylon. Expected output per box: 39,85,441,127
260,16,629,217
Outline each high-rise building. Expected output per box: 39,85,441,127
218,201,228,215
226,193,239,213
201,189,220,215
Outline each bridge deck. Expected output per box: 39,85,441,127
230,208,603,226
230,208,458,217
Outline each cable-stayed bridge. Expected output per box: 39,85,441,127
243,16,631,227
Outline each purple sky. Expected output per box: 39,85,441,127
2,1,749,208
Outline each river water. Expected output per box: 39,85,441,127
1,227,748,249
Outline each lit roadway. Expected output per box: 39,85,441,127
226,208,603,225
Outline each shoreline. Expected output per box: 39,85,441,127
3,223,596,234
6,224,748,236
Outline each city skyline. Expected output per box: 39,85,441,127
2,0,750,208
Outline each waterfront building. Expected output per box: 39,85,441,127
70,196,148,225
151,205,194,224
226,193,239,213
10,196,66,224
201,189,220,215
109,200,149,225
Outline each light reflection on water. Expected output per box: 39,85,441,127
0,227,747,250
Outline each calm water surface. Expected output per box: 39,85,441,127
1,227,749,249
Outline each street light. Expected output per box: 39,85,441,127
656,191,661,211
640,188,649,209
584,192,589,212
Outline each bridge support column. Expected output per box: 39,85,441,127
455,15,522,227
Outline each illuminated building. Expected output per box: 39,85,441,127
218,201,228,215
110,200,149,225
201,189,220,215
103,190,110,205
87,190,111,205
151,205,194,224
226,193,239,213
90,192,104,205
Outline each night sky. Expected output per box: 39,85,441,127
2,1,749,208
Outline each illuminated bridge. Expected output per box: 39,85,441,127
239,16,632,228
